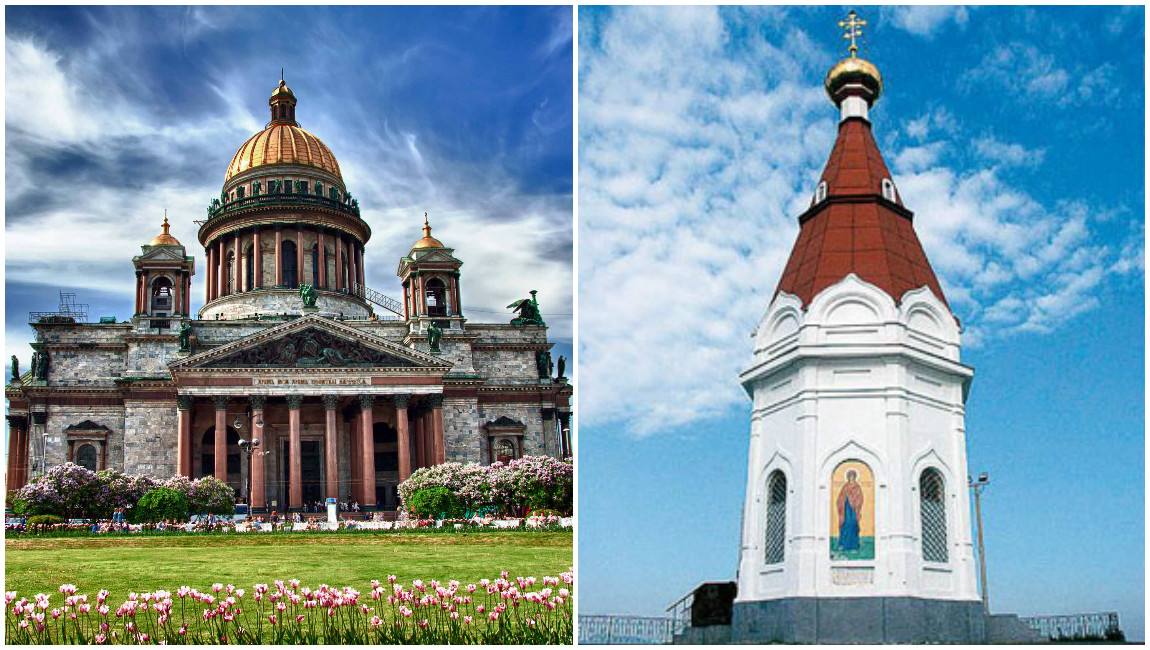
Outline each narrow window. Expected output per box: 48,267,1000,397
284,179,293,194
815,180,828,204
920,468,948,562
882,178,897,202
764,470,787,564
282,240,298,288
311,244,319,286
245,247,254,292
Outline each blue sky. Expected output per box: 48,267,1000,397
579,5,1144,640
4,5,574,380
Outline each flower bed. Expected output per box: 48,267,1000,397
5,518,573,539
5,570,573,644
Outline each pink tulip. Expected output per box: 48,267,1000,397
95,633,106,643
464,615,473,624
489,611,499,621
268,614,277,625
212,583,223,593
370,615,382,627
296,614,305,623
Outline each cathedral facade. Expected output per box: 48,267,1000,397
5,80,572,513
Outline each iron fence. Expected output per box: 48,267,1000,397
1020,612,1122,642
578,615,675,645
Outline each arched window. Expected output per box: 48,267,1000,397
920,468,948,563
496,439,516,464
282,240,298,288
426,278,448,317
882,178,897,202
815,180,828,204
245,247,254,292
226,252,236,294
151,277,173,314
76,444,98,471
764,470,787,564
311,244,319,287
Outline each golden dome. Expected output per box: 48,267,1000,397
224,123,343,183
149,217,181,246
270,79,295,100
412,213,445,249
824,56,883,106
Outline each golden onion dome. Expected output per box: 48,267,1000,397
149,217,181,246
223,78,342,184
224,124,343,183
824,56,883,106
412,214,445,249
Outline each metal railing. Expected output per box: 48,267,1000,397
1020,612,1123,642
207,193,360,220
665,587,696,637
351,283,404,316
578,616,675,645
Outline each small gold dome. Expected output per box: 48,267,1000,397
270,79,295,100
825,57,883,106
412,213,445,249
149,217,181,246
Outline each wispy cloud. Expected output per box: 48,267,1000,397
579,7,1142,436
884,5,971,38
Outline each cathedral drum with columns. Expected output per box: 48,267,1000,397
729,16,999,645
5,79,573,513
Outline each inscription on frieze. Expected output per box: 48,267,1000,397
204,326,417,369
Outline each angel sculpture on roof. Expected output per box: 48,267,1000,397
508,290,545,327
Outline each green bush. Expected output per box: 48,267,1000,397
25,514,65,527
406,486,465,519
133,487,190,523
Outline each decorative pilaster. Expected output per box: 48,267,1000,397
393,394,411,482
358,394,376,508
286,394,303,510
323,394,339,500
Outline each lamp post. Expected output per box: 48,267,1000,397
968,472,990,613
238,437,261,510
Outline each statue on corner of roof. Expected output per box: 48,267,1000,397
178,321,192,352
427,321,443,354
509,290,545,327
10,355,19,383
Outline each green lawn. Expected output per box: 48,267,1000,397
5,532,572,598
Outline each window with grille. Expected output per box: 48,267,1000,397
764,470,787,564
920,468,948,562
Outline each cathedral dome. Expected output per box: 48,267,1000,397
824,56,882,106
223,79,343,185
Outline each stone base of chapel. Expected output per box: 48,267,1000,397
712,597,1041,644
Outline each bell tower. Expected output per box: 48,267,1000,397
397,214,465,337
133,216,195,323
731,12,986,643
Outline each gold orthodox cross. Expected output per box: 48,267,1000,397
839,10,866,58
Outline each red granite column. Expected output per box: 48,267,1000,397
394,394,411,481
250,396,266,512
356,244,365,286
217,239,226,297
14,421,28,488
274,226,283,287
233,231,241,293
318,228,327,290
213,396,229,480
348,238,357,293
349,411,360,502
253,227,263,289
429,395,445,465
322,395,338,500
287,395,303,510
359,395,376,508
176,396,193,477
6,416,20,487
336,237,344,292
186,273,191,315
296,226,304,289
206,247,215,302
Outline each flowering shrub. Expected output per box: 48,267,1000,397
398,457,572,518
406,487,466,520
12,465,233,521
4,570,574,644
133,488,191,524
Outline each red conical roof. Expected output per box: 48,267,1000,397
774,117,948,308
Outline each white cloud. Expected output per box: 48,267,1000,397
579,8,1142,437
962,42,1121,107
885,6,970,38
972,134,1045,168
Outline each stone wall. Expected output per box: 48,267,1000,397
472,350,540,382
32,323,131,345
476,403,546,460
200,289,371,321
123,400,179,477
47,348,126,387
44,406,126,471
443,397,481,463
126,338,181,377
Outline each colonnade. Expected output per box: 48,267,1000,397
176,393,443,512
205,225,366,303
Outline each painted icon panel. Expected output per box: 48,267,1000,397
829,460,875,561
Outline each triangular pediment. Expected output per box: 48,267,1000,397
170,314,449,371
137,246,186,261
